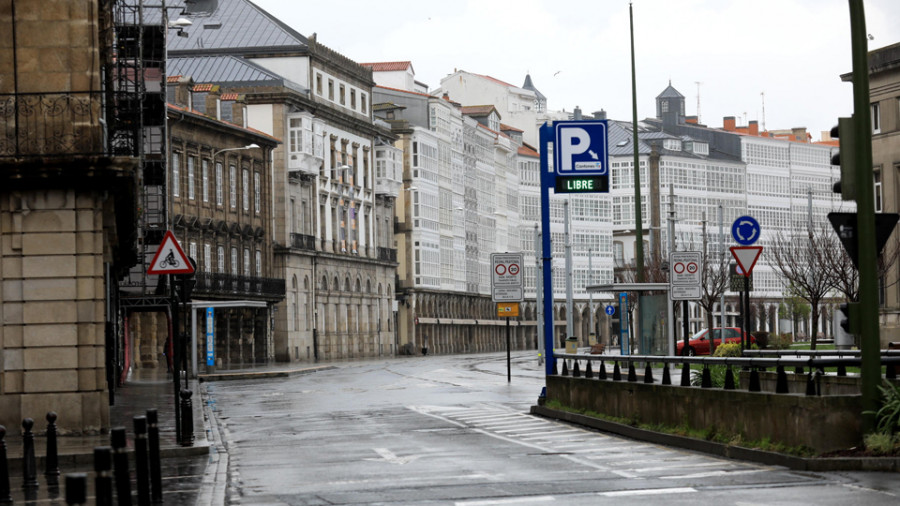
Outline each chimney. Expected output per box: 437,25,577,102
593,109,607,120
442,92,450,102
686,115,698,124
232,97,247,128
205,85,222,120
175,76,194,108
723,116,736,131
574,106,582,120
749,120,759,136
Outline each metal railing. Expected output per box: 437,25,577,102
0,91,107,158
194,272,285,300
290,233,316,251
552,352,900,395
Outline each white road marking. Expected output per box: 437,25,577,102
601,487,697,497
661,469,766,479
456,496,555,505
364,447,421,465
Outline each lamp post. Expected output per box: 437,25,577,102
212,143,259,158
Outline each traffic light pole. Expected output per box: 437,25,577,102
848,0,879,433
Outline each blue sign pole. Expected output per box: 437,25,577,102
619,292,629,355
539,123,556,376
206,307,215,367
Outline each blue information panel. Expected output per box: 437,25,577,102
618,292,629,355
731,215,761,246
206,307,215,367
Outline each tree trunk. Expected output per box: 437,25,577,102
810,303,819,351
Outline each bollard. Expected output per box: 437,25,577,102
584,360,593,379
65,473,87,505
837,364,847,377
643,363,654,384
551,360,558,376
561,360,568,376
724,367,736,390
805,373,817,396
180,389,195,447
94,447,114,506
22,418,38,490
748,368,761,392
680,363,691,386
572,360,581,378
612,361,621,381
0,425,11,503
134,416,151,506
700,366,712,388
662,364,671,385
627,363,637,382
111,427,133,506
598,361,607,380
775,366,788,393
45,411,60,477
146,409,163,504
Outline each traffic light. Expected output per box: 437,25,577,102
837,302,860,335
831,116,857,201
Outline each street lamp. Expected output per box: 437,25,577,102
213,143,259,157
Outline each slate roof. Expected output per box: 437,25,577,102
607,121,651,156
461,105,498,117
361,61,413,72
165,0,309,56
167,55,308,93
656,81,684,99
521,74,546,101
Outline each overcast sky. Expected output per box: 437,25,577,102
251,0,900,140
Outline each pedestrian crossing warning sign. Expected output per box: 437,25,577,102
147,230,194,275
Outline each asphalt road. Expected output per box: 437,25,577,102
197,351,900,505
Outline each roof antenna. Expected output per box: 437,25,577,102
694,81,702,124
760,92,766,132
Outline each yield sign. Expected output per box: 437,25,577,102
730,246,763,277
147,230,194,275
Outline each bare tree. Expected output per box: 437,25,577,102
697,220,729,354
769,224,837,349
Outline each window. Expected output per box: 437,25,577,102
229,164,237,208
328,79,334,100
242,169,250,211
203,243,211,271
350,89,356,109
217,245,225,273
201,159,210,203
231,247,238,276
243,248,250,275
254,172,261,214
255,249,262,277
872,102,881,134
289,117,302,159
189,242,197,263
361,93,367,113
172,152,181,197
874,170,883,212
187,157,195,200
339,84,345,105
215,162,223,206
316,73,322,95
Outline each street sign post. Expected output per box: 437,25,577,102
147,230,194,275
605,305,615,316
670,251,702,300
491,252,524,302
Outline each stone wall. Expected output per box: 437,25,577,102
546,375,863,454
1,188,112,434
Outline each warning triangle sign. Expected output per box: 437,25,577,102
730,246,763,277
147,230,195,275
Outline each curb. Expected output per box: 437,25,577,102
198,365,336,382
530,404,900,472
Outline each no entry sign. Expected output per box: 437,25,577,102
491,252,524,302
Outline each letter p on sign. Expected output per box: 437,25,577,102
560,127,590,172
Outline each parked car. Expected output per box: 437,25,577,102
676,327,753,356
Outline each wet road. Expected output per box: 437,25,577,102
197,351,900,505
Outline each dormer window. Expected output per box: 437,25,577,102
664,139,681,151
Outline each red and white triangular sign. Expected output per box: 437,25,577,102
147,230,194,275
730,246,763,277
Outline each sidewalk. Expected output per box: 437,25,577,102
4,367,210,472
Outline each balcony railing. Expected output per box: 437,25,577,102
194,272,286,300
0,92,107,158
377,247,397,262
290,233,317,251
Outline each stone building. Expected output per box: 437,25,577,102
166,0,399,362
0,0,140,433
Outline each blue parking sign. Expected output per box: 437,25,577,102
554,120,609,176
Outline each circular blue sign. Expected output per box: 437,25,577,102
731,215,761,246
605,305,615,316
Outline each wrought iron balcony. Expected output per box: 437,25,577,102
290,233,317,251
0,91,108,158
377,247,397,262
193,272,285,300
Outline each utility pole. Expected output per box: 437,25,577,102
629,1,645,282
848,0,880,433
565,200,574,342
589,249,594,345
535,225,544,365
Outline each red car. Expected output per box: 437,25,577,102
676,327,753,356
